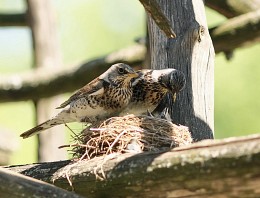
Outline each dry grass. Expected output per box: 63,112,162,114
64,114,192,160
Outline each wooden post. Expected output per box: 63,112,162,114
148,0,215,141
26,0,67,161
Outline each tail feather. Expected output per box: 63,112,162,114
20,119,62,139
20,109,74,139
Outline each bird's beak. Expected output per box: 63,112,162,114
128,72,139,78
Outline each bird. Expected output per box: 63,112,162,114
20,63,139,139
120,68,186,116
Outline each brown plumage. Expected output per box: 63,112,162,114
120,68,186,116
20,63,138,139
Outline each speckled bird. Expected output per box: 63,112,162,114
120,68,186,116
20,63,138,139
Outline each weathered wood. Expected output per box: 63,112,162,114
0,13,27,26
211,9,260,54
139,0,176,38
0,168,84,198
1,1,260,27
1,9,260,104
0,44,145,103
205,0,260,18
1,7,260,103
6,134,260,198
26,0,67,162
148,0,214,141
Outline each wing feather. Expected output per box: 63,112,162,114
56,78,104,109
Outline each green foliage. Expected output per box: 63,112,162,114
215,45,260,138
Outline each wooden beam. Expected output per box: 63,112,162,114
0,44,145,103
26,0,67,162
0,168,83,198
211,9,260,53
0,13,27,26
6,134,260,198
139,0,176,38
205,0,260,18
0,9,259,104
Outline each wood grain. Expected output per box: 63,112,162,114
6,134,260,198
148,0,215,141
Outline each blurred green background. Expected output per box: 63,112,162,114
0,0,259,165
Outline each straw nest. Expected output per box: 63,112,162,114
69,114,192,159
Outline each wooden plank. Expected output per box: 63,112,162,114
6,134,260,197
0,168,84,198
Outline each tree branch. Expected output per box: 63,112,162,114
139,0,176,38
0,44,145,103
0,9,259,103
6,134,260,198
205,0,260,18
0,0,259,29
0,13,27,26
211,9,260,53
0,168,84,198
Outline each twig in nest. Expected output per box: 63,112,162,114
106,130,127,154
90,128,107,131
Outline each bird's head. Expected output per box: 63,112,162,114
100,63,138,87
156,69,186,101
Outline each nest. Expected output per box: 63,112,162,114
67,114,192,160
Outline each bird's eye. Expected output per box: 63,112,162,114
118,67,125,74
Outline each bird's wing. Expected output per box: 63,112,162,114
56,78,105,109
